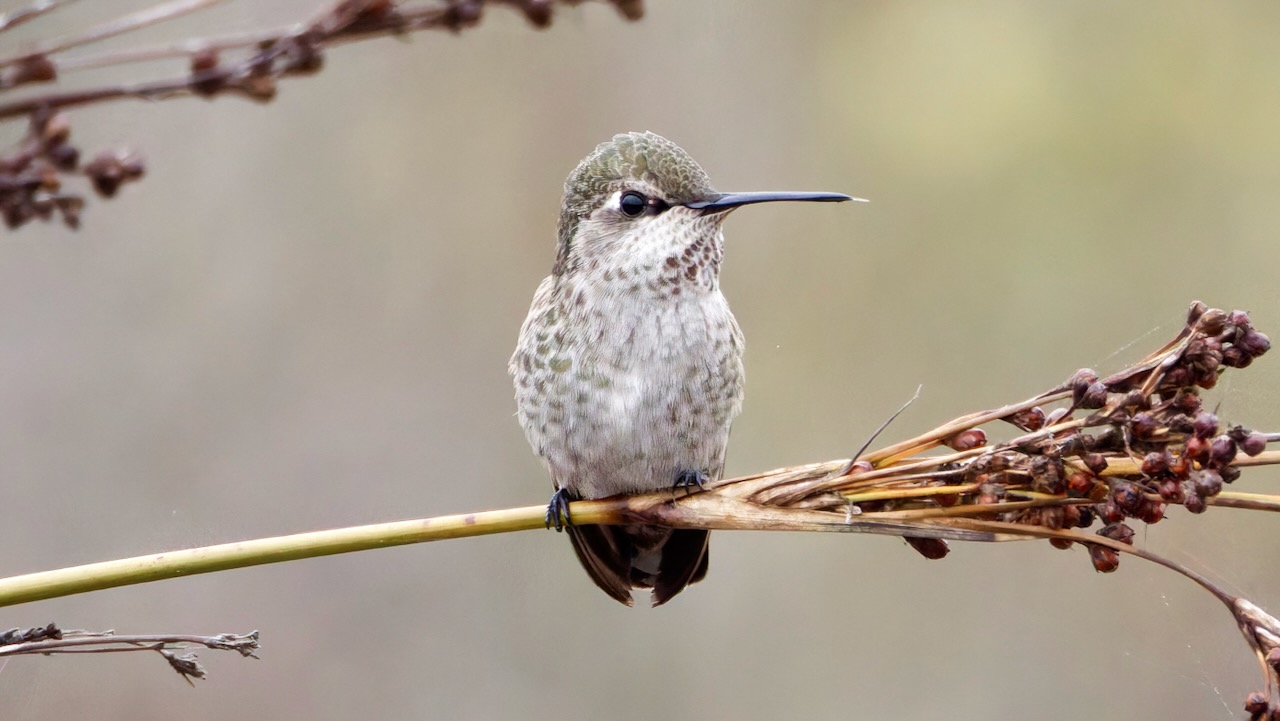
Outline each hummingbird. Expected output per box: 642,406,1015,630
510,131,856,606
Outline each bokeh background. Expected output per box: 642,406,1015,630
3,1,1280,719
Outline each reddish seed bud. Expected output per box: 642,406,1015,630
1049,538,1074,550
1100,499,1124,524
1222,346,1251,368
1158,479,1184,503
1138,500,1165,524
1089,545,1120,573
1098,522,1135,545
945,428,986,451
1140,451,1166,476
1164,366,1192,387
1067,472,1093,498
1244,691,1269,716
1209,436,1237,467
905,536,949,560
1185,435,1209,462
1242,330,1271,357
1011,406,1046,431
1131,413,1157,440
1184,492,1207,514
1167,450,1189,478
1173,391,1202,414
1197,371,1219,390
1228,309,1251,330
1083,453,1108,475
1062,504,1082,527
1112,482,1144,515
935,491,957,508
1193,412,1219,439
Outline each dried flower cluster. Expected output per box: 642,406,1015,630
0,0,644,230
695,301,1277,717
0,108,144,228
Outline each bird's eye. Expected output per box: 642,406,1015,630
619,191,647,217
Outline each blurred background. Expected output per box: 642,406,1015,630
2,1,1279,719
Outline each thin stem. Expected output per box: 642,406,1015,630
0,0,228,67
0,0,77,34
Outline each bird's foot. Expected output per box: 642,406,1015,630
673,469,710,496
545,488,573,532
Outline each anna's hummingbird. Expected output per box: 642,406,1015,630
510,131,855,606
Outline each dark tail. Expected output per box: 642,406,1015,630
565,524,709,607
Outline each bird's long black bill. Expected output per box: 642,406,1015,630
684,191,865,212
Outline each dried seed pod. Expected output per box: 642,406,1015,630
1080,381,1109,409
1184,491,1207,514
1140,451,1167,476
1098,522,1135,545
1112,482,1144,515
1062,504,1082,527
1067,472,1093,498
1221,465,1242,484
1077,506,1095,528
1070,369,1099,402
1242,432,1268,457
1083,453,1108,475
905,536,948,560
1222,345,1252,368
1089,545,1120,573
1172,391,1202,414
1242,330,1271,356
1049,538,1073,550
1100,498,1124,524
1268,647,1280,674
1191,469,1224,497
1010,406,1046,431
1209,436,1238,467
1227,309,1251,330
1030,456,1065,494
945,428,986,451
1187,300,1208,325
1131,412,1158,440
1184,434,1209,463
1137,500,1165,524
1193,411,1219,439
1244,691,1269,716
1158,479,1184,503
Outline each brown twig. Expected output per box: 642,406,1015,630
0,623,259,684
0,0,645,230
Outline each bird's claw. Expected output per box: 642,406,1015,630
673,469,709,496
545,488,572,531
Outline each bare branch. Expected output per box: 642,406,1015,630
0,0,77,34
0,0,645,230
0,623,260,683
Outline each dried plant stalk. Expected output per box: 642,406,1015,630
0,622,260,683
0,300,1276,714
